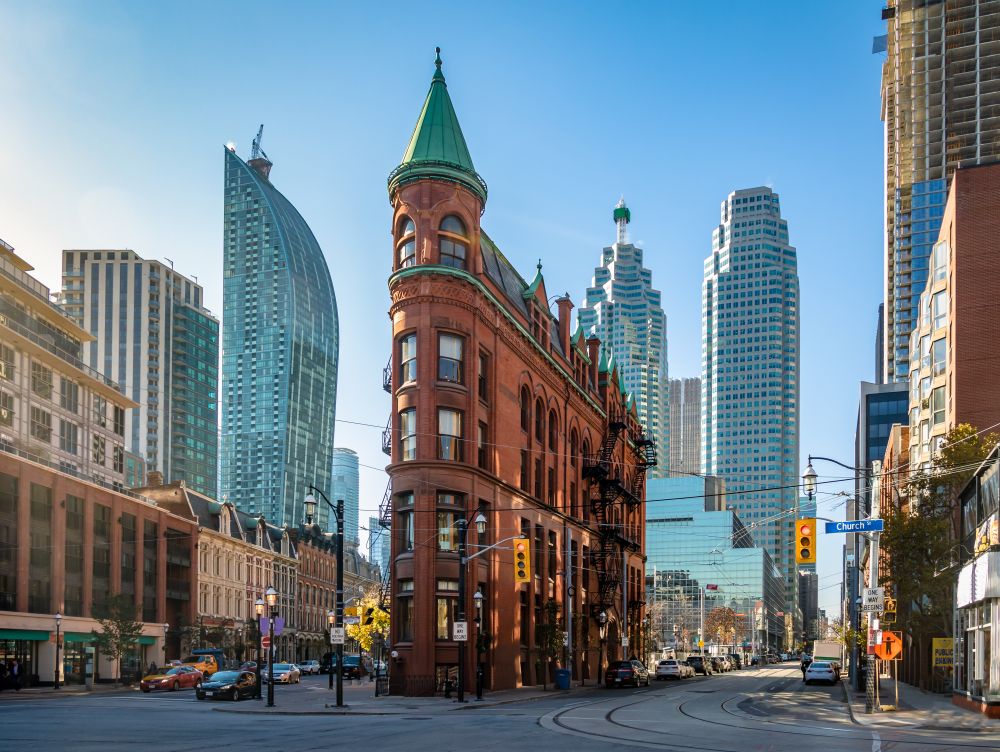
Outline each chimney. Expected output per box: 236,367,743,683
586,336,600,389
555,294,573,355
147,471,164,487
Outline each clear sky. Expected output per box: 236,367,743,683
0,1,887,615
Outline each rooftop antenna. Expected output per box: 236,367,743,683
613,197,630,245
251,124,268,161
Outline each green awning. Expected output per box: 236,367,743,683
138,636,156,645
64,632,95,643
0,629,50,641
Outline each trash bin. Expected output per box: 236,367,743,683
555,669,571,690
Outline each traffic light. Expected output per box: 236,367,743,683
514,538,531,582
363,607,374,625
796,518,816,564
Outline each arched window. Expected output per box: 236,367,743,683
520,387,531,432
548,410,558,451
582,439,591,469
535,398,545,443
398,216,416,268
439,215,467,269
570,429,578,468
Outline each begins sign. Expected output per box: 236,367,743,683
932,637,954,668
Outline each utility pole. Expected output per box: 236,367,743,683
336,498,344,708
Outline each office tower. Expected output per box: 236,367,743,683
645,477,786,654
875,304,885,385
221,137,339,530
702,186,800,617
668,377,700,475
578,200,669,474
879,0,1000,382
854,381,907,515
60,250,218,496
368,514,390,576
332,447,359,544
0,238,134,488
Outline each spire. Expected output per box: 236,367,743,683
388,48,487,205
613,197,631,245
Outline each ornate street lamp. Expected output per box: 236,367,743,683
327,610,336,690
254,598,264,700
598,610,608,687
54,612,62,690
265,586,278,707
473,590,484,701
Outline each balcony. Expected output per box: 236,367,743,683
381,415,391,456
382,355,392,393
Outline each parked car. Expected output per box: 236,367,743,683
180,653,220,677
195,670,257,701
239,661,258,672
804,661,839,685
678,660,695,678
262,663,301,684
341,655,366,679
298,660,321,675
710,656,729,672
686,655,712,676
727,654,743,670
140,665,203,693
605,660,650,687
655,659,687,680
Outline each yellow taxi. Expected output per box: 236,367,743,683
180,654,219,676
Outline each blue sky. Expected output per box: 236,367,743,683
0,1,886,613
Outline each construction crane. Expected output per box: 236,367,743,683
250,124,268,161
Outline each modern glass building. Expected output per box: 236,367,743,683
368,514,390,576
854,381,907,514
668,377,700,476
332,447,360,544
701,186,800,619
221,143,339,530
578,200,668,475
645,477,786,653
60,250,219,496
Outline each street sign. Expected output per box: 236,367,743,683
261,635,271,649
330,627,345,645
621,636,629,648
874,631,902,661
824,519,884,534
861,587,885,613
932,638,953,667
344,617,360,625
453,621,468,642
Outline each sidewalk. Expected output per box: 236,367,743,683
842,679,1000,732
0,683,139,701
212,681,597,716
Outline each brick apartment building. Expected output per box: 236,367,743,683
384,51,653,695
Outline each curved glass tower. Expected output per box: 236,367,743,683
221,145,339,530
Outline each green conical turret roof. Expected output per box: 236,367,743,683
388,48,487,205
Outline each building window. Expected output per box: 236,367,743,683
520,450,530,491
932,290,948,330
60,380,79,414
547,467,556,505
932,338,946,377
400,408,416,461
92,435,106,466
398,217,416,269
438,408,463,461
477,351,489,402
399,334,417,384
534,399,544,443
520,387,531,431
113,406,125,436
438,334,463,383
397,579,414,641
932,240,948,282
534,457,542,499
437,510,458,551
0,345,14,382
30,406,51,442
436,581,459,640
93,395,107,428
31,362,52,399
0,391,13,427
931,387,945,426
397,493,414,551
919,335,930,370
113,445,124,473
59,419,78,454
548,410,558,451
439,215,467,269
570,429,578,468
477,422,489,470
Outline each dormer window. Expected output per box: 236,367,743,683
398,216,416,269
439,215,467,269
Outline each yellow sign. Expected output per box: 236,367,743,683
932,638,953,668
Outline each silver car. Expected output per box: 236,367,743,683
263,663,301,684
298,660,321,675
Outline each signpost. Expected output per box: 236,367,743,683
330,627,345,645
874,631,902,661
861,587,885,613
932,638,954,668
453,621,468,642
261,635,271,650
824,519,884,534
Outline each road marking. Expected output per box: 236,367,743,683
871,730,881,752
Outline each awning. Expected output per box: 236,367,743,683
64,632,95,643
138,636,156,645
0,629,50,641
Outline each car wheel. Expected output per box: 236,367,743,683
171,681,179,692
231,689,239,701
141,688,150,693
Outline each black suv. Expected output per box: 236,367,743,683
727,653,743,670
687,655,712,675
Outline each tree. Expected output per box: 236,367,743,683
704,607,742,646
830,616,864,650
345,585,389,653
534,599,565,690
91,594,144,686
908,423,999,521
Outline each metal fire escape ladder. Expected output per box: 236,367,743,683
587,420,629,611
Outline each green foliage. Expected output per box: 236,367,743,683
91,593,144,685
345,584,389,653
831,616,865,649
908,423,999,519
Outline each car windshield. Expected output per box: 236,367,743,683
210,671,240,682
810,662,831,669
165,667,184,675
273,664,292,671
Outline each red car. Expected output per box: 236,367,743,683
140,665,203,692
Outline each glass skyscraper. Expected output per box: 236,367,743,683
578,199,668,474
331,447,359,544
701,186,800,618
221,143,339,530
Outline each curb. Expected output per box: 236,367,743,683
840,682,994,733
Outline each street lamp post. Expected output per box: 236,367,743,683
54,612,61,690
597,610,608,687
456,510,487,704
304,486,345,708
265,586,278,707
473,590,484,701
327,610,335,691
254,598,264,700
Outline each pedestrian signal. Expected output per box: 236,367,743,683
513,538,531,582
363,607,375,625
796,518,816,564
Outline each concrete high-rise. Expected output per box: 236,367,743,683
879,0,1000,382
668,377,700,476
702,186,800,616
221,138,339,530
578,200,668,473
60,250,219,496
331,447,359,544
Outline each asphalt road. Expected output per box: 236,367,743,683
0,665,996,752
